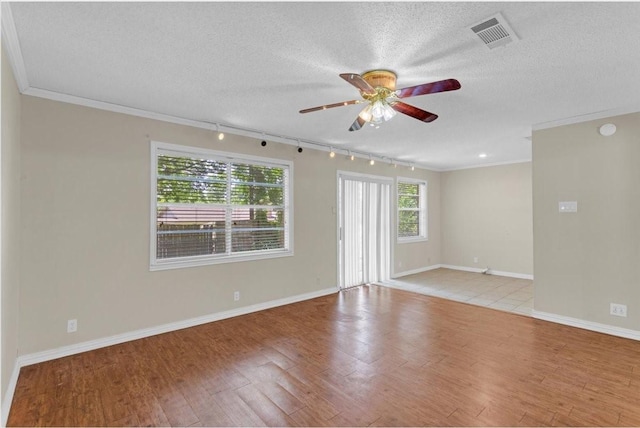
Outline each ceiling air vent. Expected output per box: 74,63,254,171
470,13,518,49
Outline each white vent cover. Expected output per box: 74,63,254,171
470,13,519,49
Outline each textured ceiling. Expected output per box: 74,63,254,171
7,2,640,170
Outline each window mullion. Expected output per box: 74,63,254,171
283,167,290,251
225,161,233,255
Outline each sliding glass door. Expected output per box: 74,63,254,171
338,172,391,289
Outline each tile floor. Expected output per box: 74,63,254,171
381,267,534,316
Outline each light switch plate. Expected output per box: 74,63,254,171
559,201,578,213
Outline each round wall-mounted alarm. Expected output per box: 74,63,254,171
599,123,617,137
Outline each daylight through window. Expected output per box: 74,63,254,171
151,142,292,270
397,178,427,241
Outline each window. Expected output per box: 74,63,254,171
150,142,292,270
397,178,427,242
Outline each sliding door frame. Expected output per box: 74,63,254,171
337,170,394,289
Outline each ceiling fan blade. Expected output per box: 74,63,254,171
348,115,366,132
339,73,376,96
391,101,438,122
299,100,360,114
395,78,461,99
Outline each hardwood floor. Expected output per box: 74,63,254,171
8,284,640,427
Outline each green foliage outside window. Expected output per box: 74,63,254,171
156,153,287,259
397,181,423,238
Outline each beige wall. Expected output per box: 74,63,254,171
19,95,440,354
533,112,640,329
441,162,533,275
1,43,22,404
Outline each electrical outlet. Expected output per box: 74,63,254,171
234,291,240,301
67,319,77,333
473,257,478,263
610,303,627,317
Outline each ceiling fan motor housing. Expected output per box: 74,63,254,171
362,70,397,91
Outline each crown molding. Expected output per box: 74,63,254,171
441,158,531,172
24,86,222,131
532,105,640,131
22,86,438,172
1,2,29,92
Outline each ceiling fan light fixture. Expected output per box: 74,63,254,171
383,103,397,121
359,105,373,122
371,100,385,121
360,98,396,127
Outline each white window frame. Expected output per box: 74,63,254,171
150,141,293,271
396,177,427,243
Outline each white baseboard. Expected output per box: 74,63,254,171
485,269,533,280
18,287,337,368
391,264,441,279
532,310,640,341
391,264,533,280
440,264,533,280
440,264,483,274
2,287,337,421
1,362,20,427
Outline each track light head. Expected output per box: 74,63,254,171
261,140,267,147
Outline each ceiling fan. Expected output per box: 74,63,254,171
299,70,461,131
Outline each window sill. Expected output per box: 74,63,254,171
150,249,294,271
397,237,428,244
